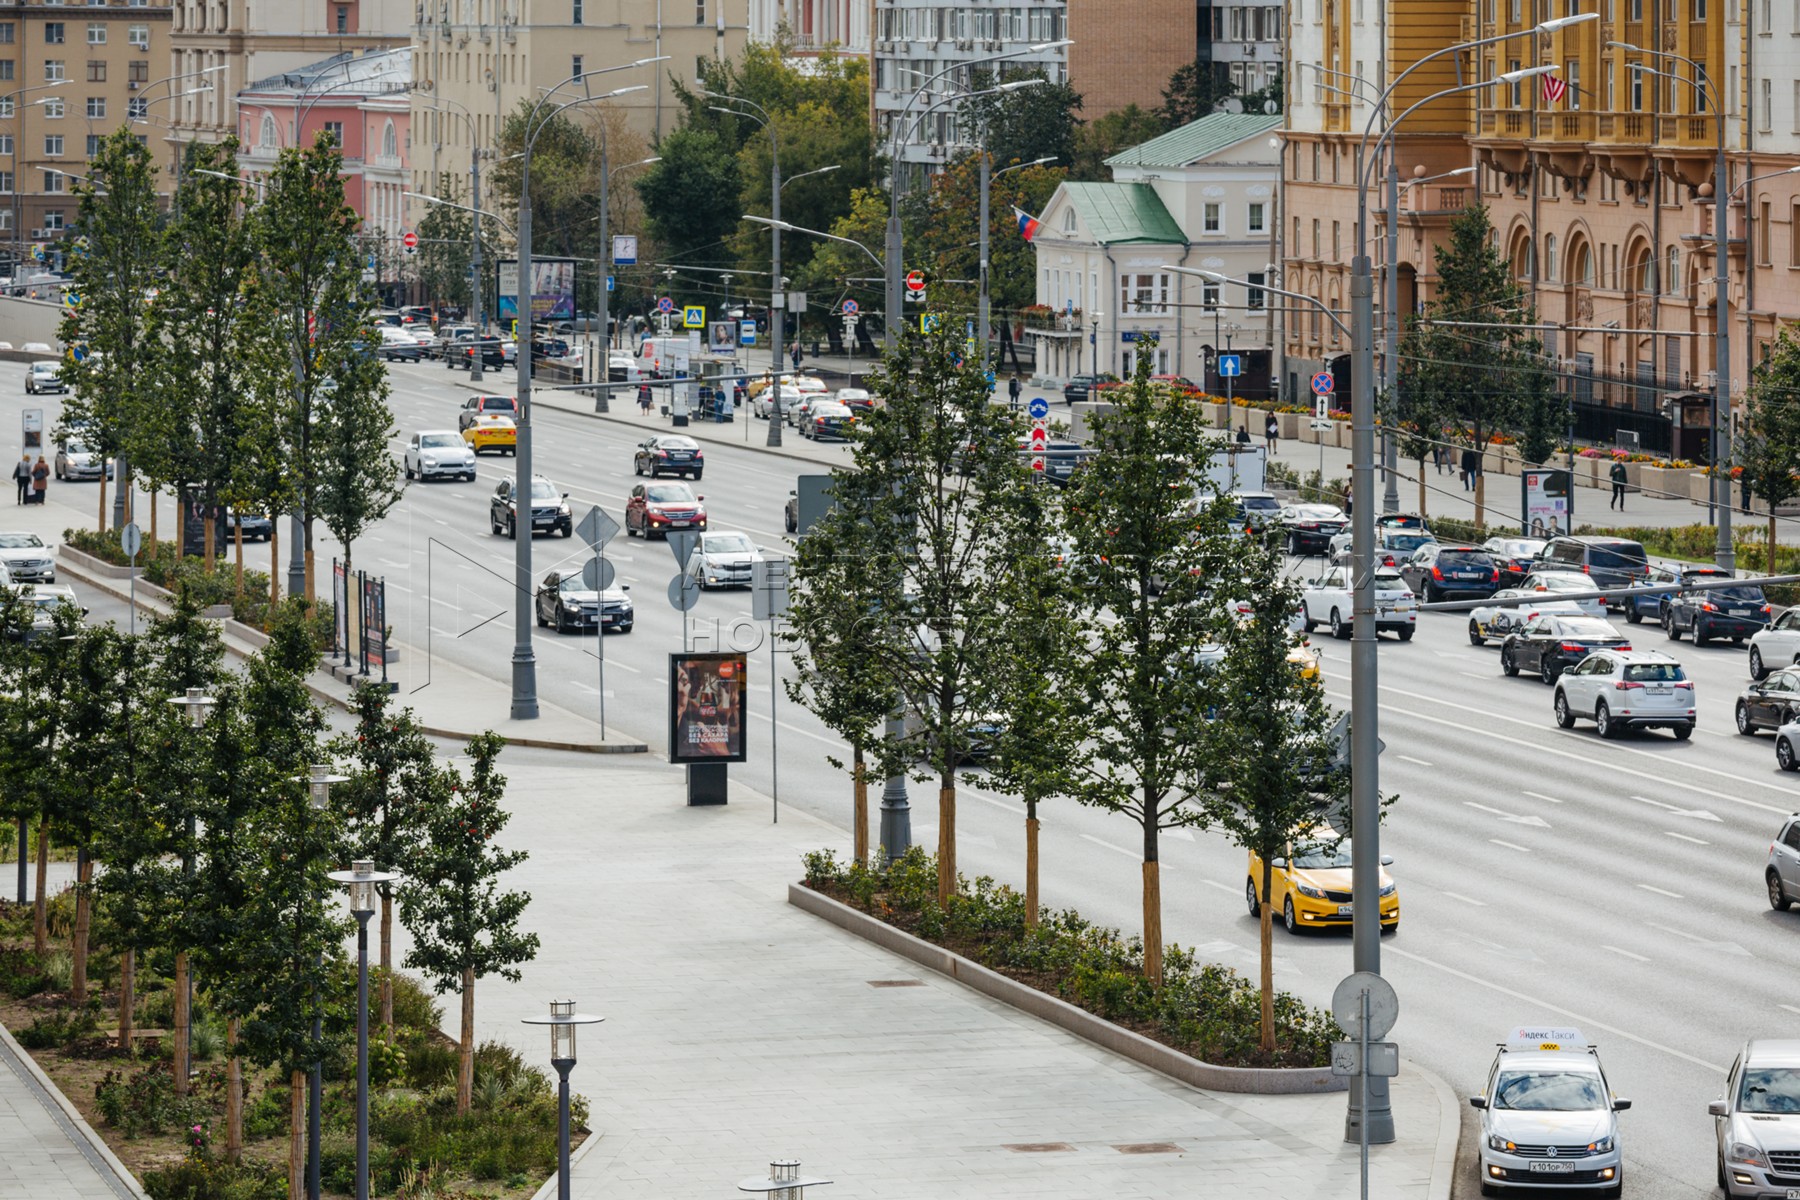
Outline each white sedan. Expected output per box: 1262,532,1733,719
1750,608,1800,679
1466,592,1585,645
0,532,55,583
1300,566,1416,641
403,430,477,482
1516,570,1606,617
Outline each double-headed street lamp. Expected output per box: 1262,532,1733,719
588,116,660,410
326,860,402,1200
165,686,215,1097
706,90,789,444
522,1000,604,1200
419,96,492,380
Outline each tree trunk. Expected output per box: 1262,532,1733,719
1772,511,1781,575
456,967,474,1117
172,950,190,1095
852,750,868,868
225,1020,242,1162
1025,800,1040,929
1474,464,1486,528
1258,859,1276,1053
147,487,157,554
287,1068,304,1200
204,511,216,572
234,519,245,598
117,947,134,1053
70,850,91,1003
96,471,106,533
269,522,280,610
1417,461,1427,516
304,542,316,609
1142,855,1163,987
936,783,957,907
379,888,394,1034
32,822,47,955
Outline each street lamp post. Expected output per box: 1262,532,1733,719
422,98,490,381
984,154,1055,377
706,91,787,444
326,860,401,1200
1610,45,1731,569
592,151,659,411
522,1000,604,1200
165,686,215,1097
299,763,345,1200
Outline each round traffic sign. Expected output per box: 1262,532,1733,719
1331,971,1399,1040
582,557,616,591
667,574,700,612
1027,397,1050,420
401,231,418,249
119,522,142,558
905,270,925,293
656,296,675,314
841,299,859,316
1310,371,1336,396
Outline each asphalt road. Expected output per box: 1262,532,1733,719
21,359,1790,1200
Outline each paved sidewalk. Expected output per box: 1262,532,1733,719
403,751,1457,1200
0,1025,140,1200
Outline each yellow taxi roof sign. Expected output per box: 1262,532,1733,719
1504,1026,1587,1052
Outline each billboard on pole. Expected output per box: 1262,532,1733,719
496,257,577,322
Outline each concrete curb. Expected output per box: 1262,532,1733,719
54,548,648,755
788,882,1348,1096
527,1127,603,1200
0,1020,148,1199
1414,1055,1462,1200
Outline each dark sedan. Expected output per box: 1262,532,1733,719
1398,542,1501,602
1736,667,1800,734
1276,503,1347,556
1664,581,1770,645
1500,614,1632,685
633,435,703,480
225,513,274,542
1062,373,1119,404
1480,535,1546,588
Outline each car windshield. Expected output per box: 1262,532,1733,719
557,577,588,593
1240,496,1280,512
1536,575,1585,591
1439,550,1493,566
1493,1070,1606,1111
645,485,695,503
1591,542,1648,569
1291,838,1354,869
660,438,697,450
1710,586,1768,603
1555,619,1618,638
1623,662,1686,682
0,534,44,549
1381,515,1426,529
1741,1067,1800,1113
1374,569,1405,584
704,534,755,554
1294,507,1342,520
1385,533,1433,551
28,594,68,612
1495,539,1544,557
482,398,512,409
528,481,558,500
64,440,88,454
420,434,459,448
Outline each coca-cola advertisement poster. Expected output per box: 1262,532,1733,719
668,652,747,763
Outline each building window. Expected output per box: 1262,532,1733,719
1246,272,1266,310
44,211,64,232
128,25,148,48
1312,218,1320,256
382,120,396,158
1545,234,1559,281
1761,78,1774,129
86,60,103,82
0,136,11,156
42,97,62,118
1118,272,1170,314
574,0,584,21
1062,207,1076,234
43,24,64,45
0,62,12,82
1568,61,1580,110
1204,202,1221,233
335,5,349,33
322,121,343,145
84,134,99,156
260,113,276,148
0,172,12,195
44,60,64,82
85,22,104,44
1247,202,1265,233
0,99,14,120
0,210,12,232
572,54,583,78
1696,0,1708,14
1202,281,1220,310
696,0,706,22
0,24,12,45
85,97,103,118
44,135,63,157
128,60,147,84
1332,220,1341,258
126,97,146,119
1629,63,1644,111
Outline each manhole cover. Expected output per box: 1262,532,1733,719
865,979,924,988
1002,1143,1075,1153
1113,1143,1183,1155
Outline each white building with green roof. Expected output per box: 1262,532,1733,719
1028,112,1282,396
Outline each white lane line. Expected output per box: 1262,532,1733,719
1081,834,1140,859
1521,790,1565,805
1664,831,1711,845
1201,879,1238,895
1488,839,1530,852
1440,891,1488,906
1397,754,1434,767
969,791,1021,815
742,709,842,749
1636,883,1684,899
1457,671,1489,680
1646,922,1707,944
1780,1005,1800,1016
1601,945,1651,963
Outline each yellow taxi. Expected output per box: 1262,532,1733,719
1246,828,1398,935
463,413,517,456
1288,641,1322,681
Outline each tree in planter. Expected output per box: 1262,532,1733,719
52,623,128,1004
1200,534,1351,1052
1383,353,1447,516
313,353,402,586
17,604,81,955
331,683,436,1033
787,320,1038,906
400,732,539,1116
241,132,382,605
1059,339,1232,985
0,589,53,949
56,130,164,533
1739,325,1800,573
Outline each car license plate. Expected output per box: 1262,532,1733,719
669,520,690,528
1335,904,1353,916
1528,1163,1575,1175
1785,1189,1800,1200
1647,684,1672,694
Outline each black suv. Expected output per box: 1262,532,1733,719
1665,579,1770,645
1062,373,1119,404
448,336,506,371
1397,542,1501,602
489,475,572,539
1533,535,1650,604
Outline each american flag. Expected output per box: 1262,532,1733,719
1542,74,1568,105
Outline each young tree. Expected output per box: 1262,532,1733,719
54,624,127,1003
1382,360,1446,516
1200,535,1349,1052
962,69,1084,169
788,322,1038,906
314,351,401,584
56,130,163,532
1060,348,1232,985
636,127,744,269
413,182,473,310
242,132,381,604
489,102,599,263
400,732,539,1116
1740,325,1800,571
331,683,436,1032
1158,61,1238,127
1070,105,1169,179
904,157,1064,322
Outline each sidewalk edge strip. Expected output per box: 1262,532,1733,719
527,1127,605,1200
787,881,1347,1096
1409,1055,1461,1200
0,1020,147,1199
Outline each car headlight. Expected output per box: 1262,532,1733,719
1487,1133,1515,1153
1588,1136,1614,1154
558,503,570,515
421,457,438,466
1293,882,1326,899
1729,1141,1768,1169
1379,882,1397,897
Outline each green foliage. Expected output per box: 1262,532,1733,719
803,848,1337,1067
636,126,744,269
94,1063,207,1137
143,1157,287,1200
1158,61,1238,128
903,156,1064,318
1740,324,1800,511
0,944,53,997
15,1003,102,1049
412,179,474,309
490,103,599,264
1070,104,1169,180
962,69,1084,169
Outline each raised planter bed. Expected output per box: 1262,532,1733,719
789,882,1345,1096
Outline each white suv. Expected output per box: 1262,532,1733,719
1552,649,1694,740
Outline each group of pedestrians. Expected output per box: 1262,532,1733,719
12,454,45,504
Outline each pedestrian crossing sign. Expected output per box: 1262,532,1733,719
683,305,706,329
920,313,940,333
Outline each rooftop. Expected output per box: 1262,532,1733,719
1105,112,1284,170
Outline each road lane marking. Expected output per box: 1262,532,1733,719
1636,883,1684,898
1629,795,1722,821
1488,839,1530,852
1521,790,1565,805
1602,945,1651,963
1464,801,1549,828
1440,891,1487,906
1201,879,1239,895
1080,834,1140,859
1780,1005,1800,1016
1646,922,1707,943
1397,754,1434,767
1664,831,1711,845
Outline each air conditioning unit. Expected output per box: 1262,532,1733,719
128,81,138,89
29,229,43,239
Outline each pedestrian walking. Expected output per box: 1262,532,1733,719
1008,373,1022,412
1264,413,1279,454
30,456,48,504
1431,444,1445,474
12,455,29,504
1235,423,1252,446
1741,469,1753,515
1609,458,1628,511
1341,482,1353,517
789,341,803,373
638,385,653,416
1459,448,1478,492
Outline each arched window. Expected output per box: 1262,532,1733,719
382,120,397,159
1631,248,1653,292
1665,245,1680,296
1061,207,1076,234
1544,234,1559,284
1568,241,1593,285
259,113,276,149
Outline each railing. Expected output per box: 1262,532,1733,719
1480,111,1497,133
1438,187,1466,209
1622,114,1646,139
1599,115,1614,136
1504,111,1525,134
1558,112,1592,139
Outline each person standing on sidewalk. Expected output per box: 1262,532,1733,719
1008,373,1022,412
1741,469,1753,515
11,455,29,504
1264,413,1279,454
30,456,47,504
1236,423,1251,447
789,341,803,374
1609,458,1628,510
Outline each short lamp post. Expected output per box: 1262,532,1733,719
522,1000,604,1200
326,860,401,1200
298,764,345,1200
738,1159,834,1200
165,687,215,1097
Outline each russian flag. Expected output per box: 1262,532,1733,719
1014,206,1041,242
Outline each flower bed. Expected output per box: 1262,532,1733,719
800,848,1336,1071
